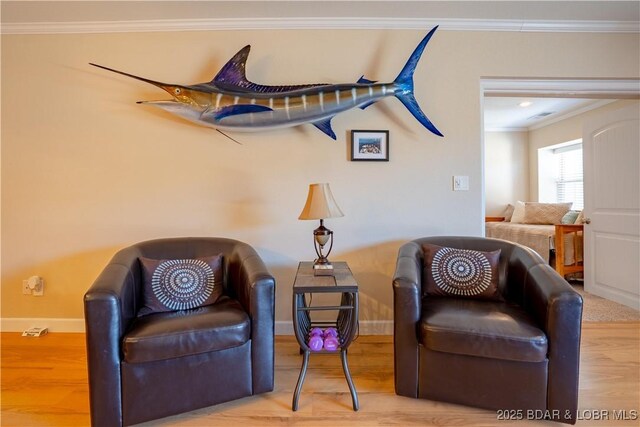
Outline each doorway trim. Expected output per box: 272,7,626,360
479,77,640,233
480,78,640,99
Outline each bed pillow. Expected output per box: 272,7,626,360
574,210,585,225
138,255,224,316
561,210,580,224
503,204,515,222
422,243,503,301
523,202,572,224
510,201,526,223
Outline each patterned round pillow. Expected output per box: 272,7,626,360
138,255,224,316
422,243,502,301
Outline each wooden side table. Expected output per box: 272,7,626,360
291,262,359,411
554,223,584,277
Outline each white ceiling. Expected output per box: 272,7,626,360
483,97,613,132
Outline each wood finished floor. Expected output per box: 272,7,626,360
1,323,639,426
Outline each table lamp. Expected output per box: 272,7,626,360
298,183,344,275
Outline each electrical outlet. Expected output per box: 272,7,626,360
453,175,469,191
32,279,44,296
28,276,43,296
22,280,32,295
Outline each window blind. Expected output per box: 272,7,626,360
554,143,583,210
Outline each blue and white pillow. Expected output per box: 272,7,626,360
138,255,223,316
422,244,503,301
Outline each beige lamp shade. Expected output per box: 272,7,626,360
298,183,344,220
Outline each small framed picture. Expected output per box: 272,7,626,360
350,130,389,161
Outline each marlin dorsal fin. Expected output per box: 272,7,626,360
213,45,330,94
212,45,252,87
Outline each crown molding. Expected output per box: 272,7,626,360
2,17,638,35
481,78,640,98
520,19,639,33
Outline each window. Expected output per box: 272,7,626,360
538,139,584,210
555,143,583,210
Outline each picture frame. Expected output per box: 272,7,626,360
350,130,389,161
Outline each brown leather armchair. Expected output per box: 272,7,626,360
84,238,275,426
393,236,582,424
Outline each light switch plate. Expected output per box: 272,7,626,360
453,176,469,191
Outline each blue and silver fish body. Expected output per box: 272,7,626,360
90,26,443,139
199,81,404,137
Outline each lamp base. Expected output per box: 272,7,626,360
313,262,334,276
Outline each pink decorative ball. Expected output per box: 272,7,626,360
324,327,338,338
308,335,324,351
323,336,339,351
309,327,323,337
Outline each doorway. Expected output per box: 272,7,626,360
479,78,640,307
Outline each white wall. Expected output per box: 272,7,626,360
484,131,529,216
2,28,639,327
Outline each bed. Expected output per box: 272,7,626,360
485,219,583,277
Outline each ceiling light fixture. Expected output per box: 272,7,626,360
519,101,533,107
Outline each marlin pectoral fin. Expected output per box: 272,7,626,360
312,118,337,140
202,104,273,123
216,129,243,145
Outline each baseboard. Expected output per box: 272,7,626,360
275,320,392,335
586,284,640,311
1,318,393,335
275,321,295,335
1,318,85,333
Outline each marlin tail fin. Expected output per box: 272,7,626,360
393,26,443,137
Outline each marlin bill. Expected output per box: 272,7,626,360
90,26,443,140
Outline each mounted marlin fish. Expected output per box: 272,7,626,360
90,26,443,140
